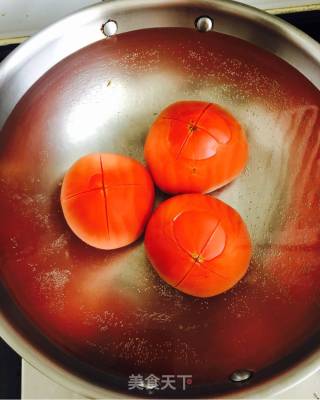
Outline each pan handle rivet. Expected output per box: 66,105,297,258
102,19,118,37
230,369,253,383
195,16,213,32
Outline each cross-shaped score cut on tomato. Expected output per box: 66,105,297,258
61,153,154,250
145,194,252,298
144,101,248,194
173,211,226,262
167,103,232,160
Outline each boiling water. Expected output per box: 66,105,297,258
0,28,319,394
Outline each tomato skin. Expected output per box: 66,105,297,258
61,153,154,250
145,194,251,298
144,101,248,194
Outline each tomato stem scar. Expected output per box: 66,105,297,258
174,220,222,288
175,103,212,160
191,252,204,263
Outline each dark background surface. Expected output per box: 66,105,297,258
280,10,320,42
0,340,21,399
0,10,319,400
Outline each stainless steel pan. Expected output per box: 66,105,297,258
0,0,320,398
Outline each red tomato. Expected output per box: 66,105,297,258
61,153,154,250
144,101,248,194
145,194,251,297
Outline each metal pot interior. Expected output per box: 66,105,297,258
0,14,320,399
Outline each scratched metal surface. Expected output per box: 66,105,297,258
0,28,320,396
